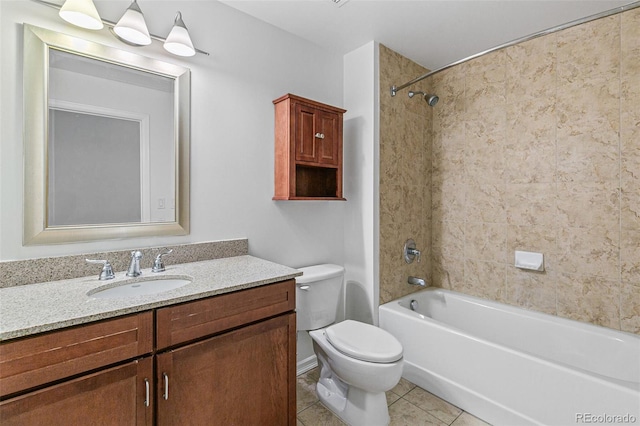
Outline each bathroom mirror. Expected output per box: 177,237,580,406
23,24,190,244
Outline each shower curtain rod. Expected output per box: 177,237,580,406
390,0,640,96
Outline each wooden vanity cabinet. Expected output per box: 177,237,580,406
0,357,153,426
0,312,154,425
155,279,296,426
156,314,295,426
273,94,346,200
0,279,296,426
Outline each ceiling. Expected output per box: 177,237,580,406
220,0,634,71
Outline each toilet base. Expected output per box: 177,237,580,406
316,380,390,426
314,348,391,426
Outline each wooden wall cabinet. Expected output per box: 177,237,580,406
0,280,296,425
273,94,346,200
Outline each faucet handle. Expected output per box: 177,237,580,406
152,249,173,273
86,259,115,281
412,248,422,263
403,239,421,264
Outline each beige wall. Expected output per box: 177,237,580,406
380,8,640,334
378,45,432,304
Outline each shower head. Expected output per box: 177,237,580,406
408,91,439,107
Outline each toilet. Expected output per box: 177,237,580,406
296,264,403,426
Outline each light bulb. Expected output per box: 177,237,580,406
59,0,103,30
113,0,151,46
164,12,195,57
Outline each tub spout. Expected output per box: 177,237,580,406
408,276,426,286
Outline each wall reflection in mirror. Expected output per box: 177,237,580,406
23,24,190,245
47,49,175,226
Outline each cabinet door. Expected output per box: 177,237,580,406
317,110,340,165
0,312,153,398
157,313,296,426
294,105,340,166
0,357,153,426
294,103,318,163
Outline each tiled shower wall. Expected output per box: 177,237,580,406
380,8,639,334
379,45,432,304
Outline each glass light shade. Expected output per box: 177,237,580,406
164,13,196,57
113,0,151,46
59,0,103,30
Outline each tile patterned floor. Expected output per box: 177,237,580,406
296,368,491,426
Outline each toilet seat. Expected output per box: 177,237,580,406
325,320,403,363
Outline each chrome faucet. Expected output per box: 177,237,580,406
126,250,143,277
408,276,427,287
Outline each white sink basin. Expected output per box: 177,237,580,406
89,278,191,299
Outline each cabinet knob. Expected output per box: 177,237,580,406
314,132,325,139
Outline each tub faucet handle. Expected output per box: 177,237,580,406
404,239,421,263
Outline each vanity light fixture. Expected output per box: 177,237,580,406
163,12,196,57
113,0,151,46
58,0,103,30
31,0,209,56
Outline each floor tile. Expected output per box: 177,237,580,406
298,402,348,426
451,412,492,426
388,398,448,426
390,377,417,397
386,389,402,406
296,369,492,426
297,373,319,413
403,386,463,424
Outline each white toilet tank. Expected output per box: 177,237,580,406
296,264,345,331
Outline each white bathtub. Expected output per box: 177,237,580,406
379,288,640,426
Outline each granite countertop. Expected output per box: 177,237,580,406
0,255,301,341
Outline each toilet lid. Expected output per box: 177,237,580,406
325,320,403,363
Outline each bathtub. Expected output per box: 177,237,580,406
379,288,640,426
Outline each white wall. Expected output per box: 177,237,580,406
296,42,379,371
0,0,345,269
343,42,379,324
